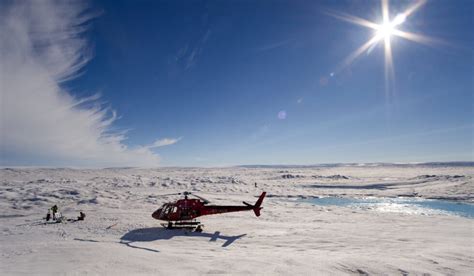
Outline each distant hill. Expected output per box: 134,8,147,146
238,162,474,168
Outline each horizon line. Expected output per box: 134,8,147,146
1,161,473,170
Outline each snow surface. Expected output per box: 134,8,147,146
1,165,473,275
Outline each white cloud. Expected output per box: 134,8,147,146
0,0,163,167
144,137,182,149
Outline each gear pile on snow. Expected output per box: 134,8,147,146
44,205,85,223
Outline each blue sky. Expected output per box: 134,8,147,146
1,0,472,167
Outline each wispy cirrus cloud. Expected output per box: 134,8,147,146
0,0,166,167
144,137,182,149
255,38,294,52
175,29,211,70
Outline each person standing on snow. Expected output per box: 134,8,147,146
51,205,59,220
45,209,51,221
77,211,86,221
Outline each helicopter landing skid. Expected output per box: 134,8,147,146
161,221,203,232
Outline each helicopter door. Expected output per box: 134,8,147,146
171,206,178,216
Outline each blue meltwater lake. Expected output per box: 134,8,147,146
299,197,474,218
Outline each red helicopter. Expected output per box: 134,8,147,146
152,191,266,232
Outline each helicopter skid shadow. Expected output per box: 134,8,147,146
120,227,246,248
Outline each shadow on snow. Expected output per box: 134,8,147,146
120,227,247,249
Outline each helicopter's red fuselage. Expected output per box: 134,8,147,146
152,192,266,221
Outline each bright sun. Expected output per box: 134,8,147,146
327,0,437,97
376,22,395,39
376,14,406,40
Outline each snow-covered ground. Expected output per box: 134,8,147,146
1,165,473,275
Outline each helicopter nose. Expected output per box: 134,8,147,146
152,209,161,220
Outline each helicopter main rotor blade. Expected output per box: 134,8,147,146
155,192,182,197
188,193,211,204
152,191,211,204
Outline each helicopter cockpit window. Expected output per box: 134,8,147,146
165,205,173,215
161,204,171,215
172,206,177,213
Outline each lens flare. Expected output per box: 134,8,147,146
393,14,406,26
277,110,287,120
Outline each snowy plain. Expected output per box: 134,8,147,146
1,164,473,275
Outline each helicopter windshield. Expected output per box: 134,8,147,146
161,204,177,216
162,204,170,215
